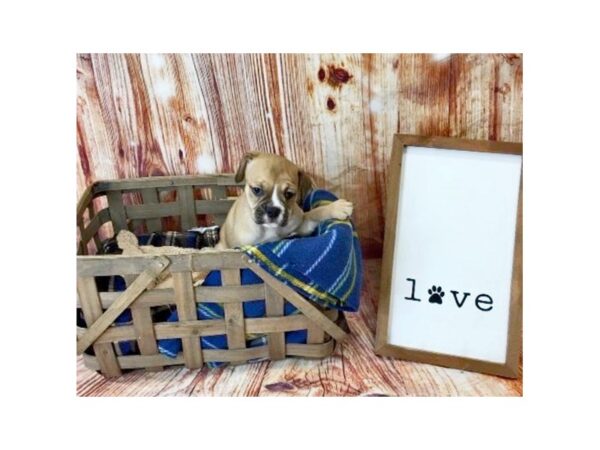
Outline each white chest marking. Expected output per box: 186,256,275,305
259,225,283,244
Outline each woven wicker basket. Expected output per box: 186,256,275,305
76,174,348,377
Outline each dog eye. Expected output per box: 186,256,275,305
251,186,263,196
284,190,295,200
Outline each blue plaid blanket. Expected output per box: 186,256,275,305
80,189,362,367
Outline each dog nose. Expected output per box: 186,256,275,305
265,205,281,219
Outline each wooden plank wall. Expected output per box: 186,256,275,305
76,54,522,257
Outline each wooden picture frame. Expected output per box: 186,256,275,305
375,134,522,378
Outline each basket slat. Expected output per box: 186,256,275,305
265,285,285,360
92,320,226,344
94,175,240,192
80,208,111,249
131,306,162,371
195,199,234,215
89,203,103,251
82,340,334,370
78,235,86,256
86,284,265,309
78,252,247,277
106,191,128,232
124,202,179,220
211,186,227,199
222,269,247,364
140,188,163,232
210,185,229,225
178,185,197,230
173,271,204,369
307,318,326,344
85,310,338,344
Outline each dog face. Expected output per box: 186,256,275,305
235,152,313,227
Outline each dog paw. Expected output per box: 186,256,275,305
329,199,353,220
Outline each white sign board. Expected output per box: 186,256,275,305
375,136,522,378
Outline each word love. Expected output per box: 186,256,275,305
404,278,493,312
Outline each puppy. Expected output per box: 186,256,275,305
216,152,353,249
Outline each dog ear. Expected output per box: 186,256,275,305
297,170,314,207
234,152,260,183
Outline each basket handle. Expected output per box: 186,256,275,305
76,256,170,355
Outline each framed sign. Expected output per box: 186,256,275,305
375,134,522,378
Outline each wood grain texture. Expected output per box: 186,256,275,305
76,259,522,397
77,53,522,257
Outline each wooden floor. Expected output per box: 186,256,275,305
77,259,522,396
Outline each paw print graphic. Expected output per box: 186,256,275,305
428,285,445,304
